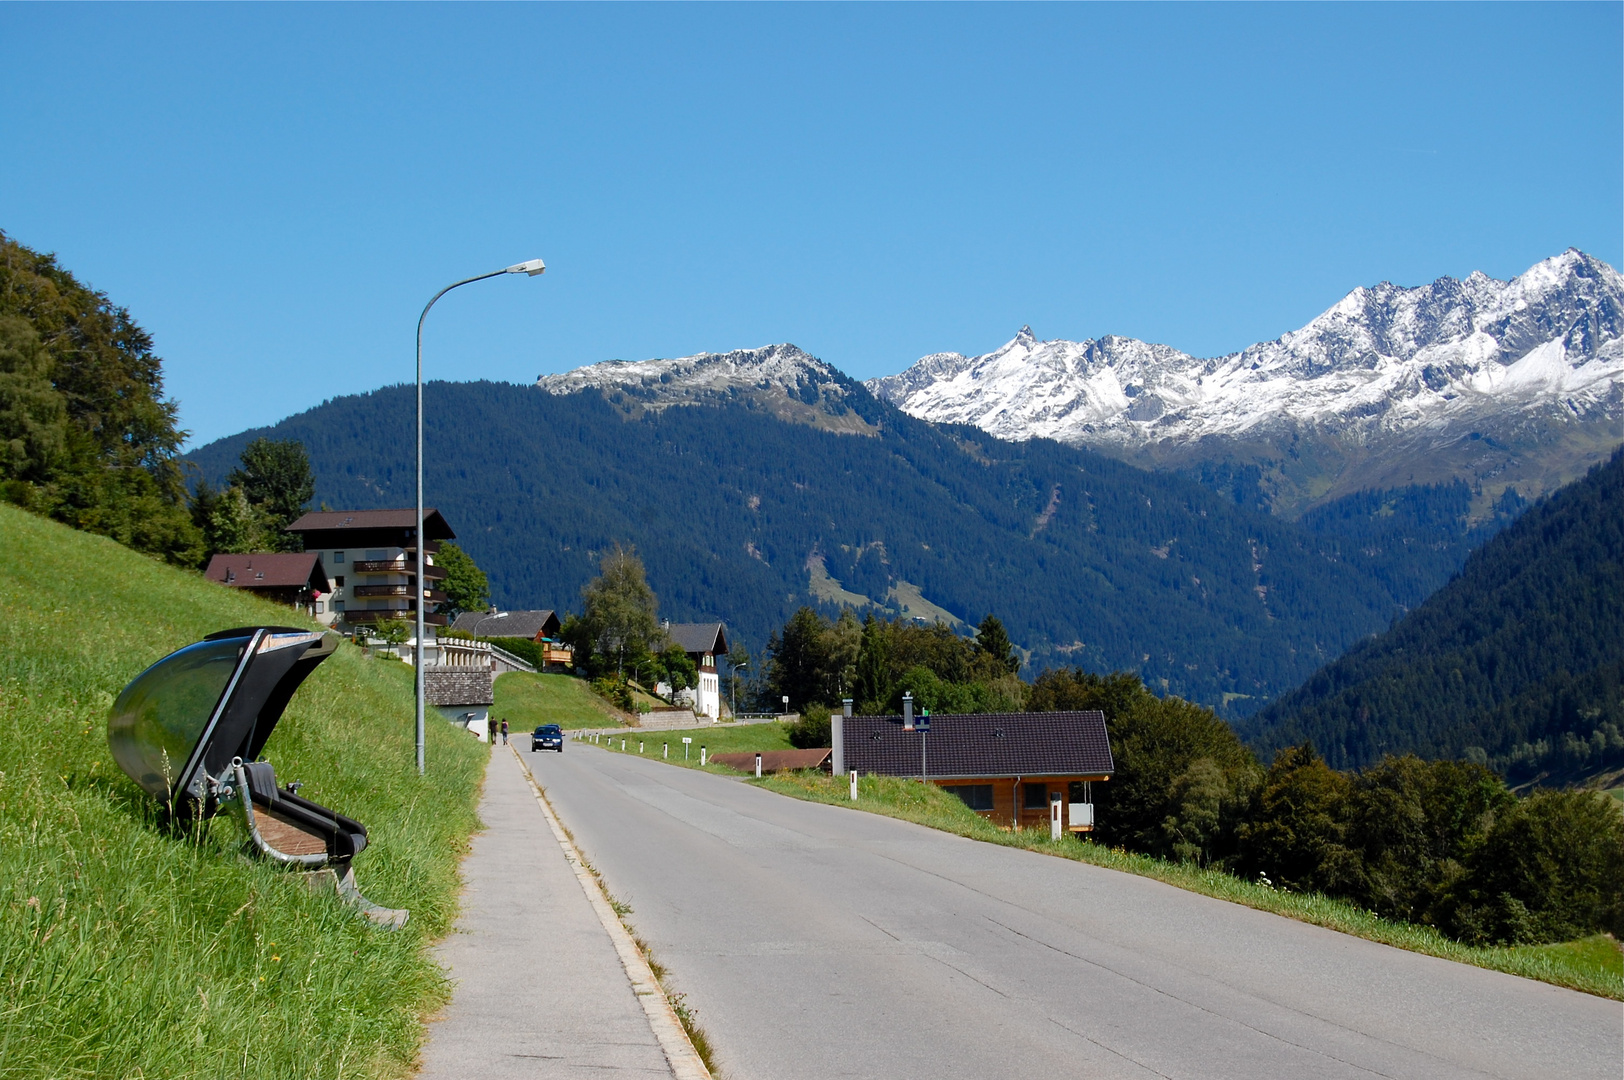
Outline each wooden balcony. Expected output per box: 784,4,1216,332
351,560,447,580
352,584,412,597
346,610,448,627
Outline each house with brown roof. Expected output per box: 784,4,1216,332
284,508,455,632
204,553,329,616
662,622,728,719
836,708,1113,833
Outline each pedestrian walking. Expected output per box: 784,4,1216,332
500,718,509,744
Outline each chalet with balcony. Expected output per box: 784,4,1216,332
663,622,728,719
837,709,1113,833
284,508,456,631
447,609,575,669
204,553,329,616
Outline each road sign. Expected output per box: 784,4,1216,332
682,737,692,743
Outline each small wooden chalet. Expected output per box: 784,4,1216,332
447,609,574,668
204,553,329,616
837,709,1113,833
449,609,562,641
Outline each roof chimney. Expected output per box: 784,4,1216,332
902,692,914,731
834,699,850,775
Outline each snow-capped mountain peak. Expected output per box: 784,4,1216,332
537,342,876,433
867,251,1624,511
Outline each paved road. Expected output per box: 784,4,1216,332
523,743,1622,1080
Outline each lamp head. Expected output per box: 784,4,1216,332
506,258,547,277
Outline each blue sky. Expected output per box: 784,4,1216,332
2,3,1619,448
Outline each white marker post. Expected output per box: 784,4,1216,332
639,742,644,754
850,769,858,801
755,752,762,778
682,736,692,760
663,742,668,759
700,746,707,766
1050,791,1063,841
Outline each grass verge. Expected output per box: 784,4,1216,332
588,726,1623,1001
581,721,794,767
494,671,629,730
0,503,487,1078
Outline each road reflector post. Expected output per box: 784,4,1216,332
850,769,858,800
700,746,707,766
663,742,668,759
1050,791,1063,841
639,741,644,754
755,752,762,778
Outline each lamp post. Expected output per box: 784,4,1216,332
731,660,747,718
415,258,546,775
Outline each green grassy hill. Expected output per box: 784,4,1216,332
0,503,486,1079
493,671,629,730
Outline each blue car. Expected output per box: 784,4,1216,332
531,724,564,752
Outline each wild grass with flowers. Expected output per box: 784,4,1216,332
0,503,486,1078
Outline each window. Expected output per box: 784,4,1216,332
366,549,386,561
334,576,345,588
1024,782,1050,809
333,600,345,613
333,551,345,564
945,784,994,811
315,601,325,614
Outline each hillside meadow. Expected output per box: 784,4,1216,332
0,503,486,1079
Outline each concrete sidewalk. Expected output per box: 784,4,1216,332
416,746,675,1079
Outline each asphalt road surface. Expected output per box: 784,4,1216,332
524,743,1622,1080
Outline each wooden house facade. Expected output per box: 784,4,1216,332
837,710,1113,832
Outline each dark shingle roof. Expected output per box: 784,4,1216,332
425,668,495,707
449,610,561,640
841,711,1112,779
284,508,456,540
665,622,728,656
204,553,329,591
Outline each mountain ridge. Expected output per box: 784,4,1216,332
1241,446,1624,787
867,250,1624,516
190,379,1422,717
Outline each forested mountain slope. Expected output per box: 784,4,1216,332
1243,448,1624,784
191,378,1416,717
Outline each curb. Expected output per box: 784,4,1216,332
508,746,713,1080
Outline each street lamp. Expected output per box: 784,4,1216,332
414,258,546,775
731,660,747,718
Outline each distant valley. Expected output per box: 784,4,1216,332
191,252,1623,720
196,373,1434,718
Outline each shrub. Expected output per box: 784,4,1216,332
1440,789,1624,944
590,674,636,712
1237,744,1359,894
787,703,832,748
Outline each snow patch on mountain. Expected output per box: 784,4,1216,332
538,342,838,397
867,250,1624,456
